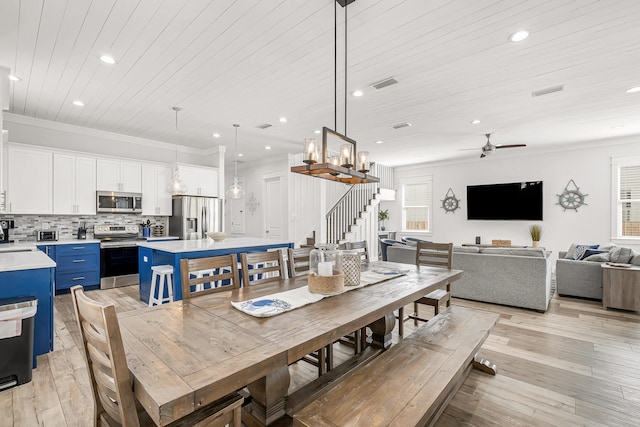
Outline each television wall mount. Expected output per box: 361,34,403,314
441,188,461,213
557,179,587,211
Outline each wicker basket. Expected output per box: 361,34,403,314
308,272,345,294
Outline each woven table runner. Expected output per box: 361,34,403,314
231,268,408,317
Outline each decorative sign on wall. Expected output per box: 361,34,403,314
441,188,461,213
557,179,588,212
247,193,260,216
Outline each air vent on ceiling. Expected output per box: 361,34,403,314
531,84,565,97
371,77,399,90
256,123,272,129
391,122,412,130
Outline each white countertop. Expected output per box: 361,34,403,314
145,236,179,242
35,239,102,245
0,250,57,272
138,237,293,254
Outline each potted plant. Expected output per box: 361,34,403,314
529,225,541,248
378,209,389,231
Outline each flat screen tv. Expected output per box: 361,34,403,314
467,181,543,220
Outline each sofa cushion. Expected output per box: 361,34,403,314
579,249,606,260
609,246,634,263
453,246,480,253
631,252,640,266
479,247,546,258
583,252,610,262
565,243,599,260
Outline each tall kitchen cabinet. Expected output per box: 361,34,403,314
178,164,218,196
53,154,96,214
5,144,53,214
141,163,172,215
97,158,142,192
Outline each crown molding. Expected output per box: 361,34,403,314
3,113,206,155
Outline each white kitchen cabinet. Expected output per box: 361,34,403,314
178,165,218,197
53,154,96,214
6,145,53,214
142,163,172,215
97,158,141,192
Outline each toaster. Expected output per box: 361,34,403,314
36,230,59,241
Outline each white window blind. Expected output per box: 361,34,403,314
620,165,640,237
402,182,431,231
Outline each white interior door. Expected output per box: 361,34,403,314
264,175,283,239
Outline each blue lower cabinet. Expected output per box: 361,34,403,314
38,243,100,294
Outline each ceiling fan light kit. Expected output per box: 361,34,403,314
290,0,379,185
479,133,526,159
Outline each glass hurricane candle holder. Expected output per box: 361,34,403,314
340,144,354,168
357,151,370,173
303,137,319,164
308,243,344,294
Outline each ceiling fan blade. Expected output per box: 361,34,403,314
459,148,479,151
495,144,526,149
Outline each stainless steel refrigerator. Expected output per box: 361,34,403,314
169,196,223,240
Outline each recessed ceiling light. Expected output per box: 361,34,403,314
8,74,21,82
212,133,220,138
72,100,85,107
100,55,116,64
352,90,363,97
279,117,287,123
314,129,321,134
265,146,272,150
509,30,529,42
238,153,244,157
626,86,640,93
471,119,481,125
375,140,383,144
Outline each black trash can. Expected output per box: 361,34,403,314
0,296,38,391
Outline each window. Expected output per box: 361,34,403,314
612,156,640,239
401,177,432,232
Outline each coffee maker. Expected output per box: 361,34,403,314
0,219,15,244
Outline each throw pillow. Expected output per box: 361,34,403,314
609,246,634,263
572,244,599,260
583,253,610,262
630,253,640,266
579,249,606,260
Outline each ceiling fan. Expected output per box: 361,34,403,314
478,133,526,158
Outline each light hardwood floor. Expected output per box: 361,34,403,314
1,286,639,426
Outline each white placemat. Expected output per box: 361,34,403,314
231,268,408,317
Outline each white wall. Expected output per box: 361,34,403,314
386,139,640,258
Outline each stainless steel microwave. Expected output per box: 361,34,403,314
96,191,143,214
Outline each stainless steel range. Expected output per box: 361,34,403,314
95,224,146,289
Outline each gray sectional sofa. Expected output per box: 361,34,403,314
387,245,552,311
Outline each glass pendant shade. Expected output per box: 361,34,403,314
340,143,354,168
303,137,319,164
167,168,188,195
226,124,244,199
357,151,370,173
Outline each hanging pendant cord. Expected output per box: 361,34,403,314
334,0,337,132
344,3,347,137
234,124,239,176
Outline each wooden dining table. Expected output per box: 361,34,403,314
117,261,462,426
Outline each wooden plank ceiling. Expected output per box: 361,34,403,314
1,0,639,166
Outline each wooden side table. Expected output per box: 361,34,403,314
602,264,640,311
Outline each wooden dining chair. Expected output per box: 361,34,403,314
70,285,243,427
240,250,287,286
287,247,312,278
398,242,453,337
347,240,369,263
181,254,240,299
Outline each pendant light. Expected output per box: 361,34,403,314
290,0,378,184
226,124,244,199
166,106,188,195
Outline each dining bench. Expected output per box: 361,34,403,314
293,305,499,427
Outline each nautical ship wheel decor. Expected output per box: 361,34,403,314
441,188,461,213
557,179,588,212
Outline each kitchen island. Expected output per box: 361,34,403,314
137,237,294,303
0,250,56,367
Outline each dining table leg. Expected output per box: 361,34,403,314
368,312,395,349
244,365,290,426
